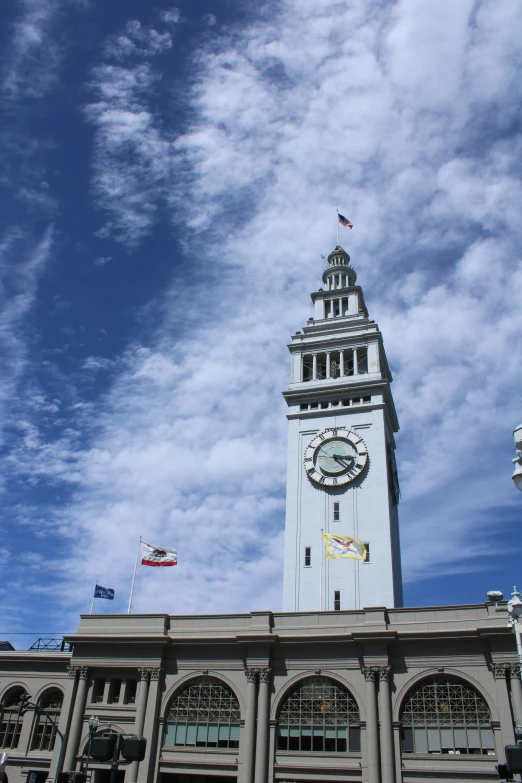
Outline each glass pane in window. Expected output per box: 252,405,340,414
325,726,336,752
218,725,230,741
207,725,218,745
301,726,311,751
414,728,428,753
481,729,495,751
174,724,186,745
230,725,240,742
164,724,176,746
402,728,413,753
440,729,453,749
196,724,208,745
454,728,467,749
467,729,481,749
185,724,197,745
427,728,441,752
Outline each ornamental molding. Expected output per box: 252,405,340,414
378,666,392,681
68,665,88,679
492,662,512,679
362,667,380,682
138,667,162,681
244,667,272,683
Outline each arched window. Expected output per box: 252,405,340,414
32,689,63,751
0,687,27,749
277,676,360,753
400,676,495,755
164,677,240,749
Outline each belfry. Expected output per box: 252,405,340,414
282,246,403,611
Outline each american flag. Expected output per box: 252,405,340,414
338,212,353,229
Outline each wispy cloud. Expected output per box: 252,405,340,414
2,0,62,100
0,225,54,450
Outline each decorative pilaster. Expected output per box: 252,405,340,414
126,668,156,783
377,667,395,783
254,669,272,783
63,666,89,771
510,663,522,726
492,663,511,679
242,669,258,783
362,668,380,783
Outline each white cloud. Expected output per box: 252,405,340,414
2,0,61,99
160,7,180,25
0,226,54,452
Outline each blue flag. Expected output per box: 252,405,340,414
94,584,115,600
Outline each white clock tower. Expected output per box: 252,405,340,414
282,246,403,612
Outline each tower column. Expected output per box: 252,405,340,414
63,666,89,771
510,664,522,725
312,354,317,380
242,669,258,783
326,353,331,379
340,350,344,376
363,667,380,783
254,668,271,783
378,667,395,783
353,348,359,375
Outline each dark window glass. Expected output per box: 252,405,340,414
400,677,493,756
333,503,340,521
0,688,27,749
277,676,360,753
304,547,311,567
334,590,341,611
364,543,370,563
125,680,138,704
164,676,240,749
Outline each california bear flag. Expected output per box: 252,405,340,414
322,533,366,561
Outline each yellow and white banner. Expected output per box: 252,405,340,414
322,533,366,561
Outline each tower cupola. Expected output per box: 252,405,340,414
322,246,357,288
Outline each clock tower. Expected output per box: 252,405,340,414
282,246,403,611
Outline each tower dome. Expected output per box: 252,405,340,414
322,246,357,287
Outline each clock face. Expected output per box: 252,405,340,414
304,427,368,487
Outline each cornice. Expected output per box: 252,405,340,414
283,378,389,403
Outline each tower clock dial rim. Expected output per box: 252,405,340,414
304,426,368,487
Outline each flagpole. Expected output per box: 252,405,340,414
127,537,141,615
336,209,339,246
90,583,97,615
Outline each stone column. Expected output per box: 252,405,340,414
132,668,162,783
339,350,344,376
326,353,331,379
492,663,516,752
362,667,380,783
312,354,317,380
242,669,258,783
353,348,359,375
126,668,152,783
338,298,342,316
254,669,271,783
63,666,89,772
378,668,395,783
510,664,522,726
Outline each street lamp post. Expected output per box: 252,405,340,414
84,716,99,778
512,422,522,491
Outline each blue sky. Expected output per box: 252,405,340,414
1,0,522,647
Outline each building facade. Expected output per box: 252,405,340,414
282,246,402,612
0,604,520,783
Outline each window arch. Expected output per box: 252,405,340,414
31,689,63,751
277,676,360,753
400,676,495,756
164,677,240,749
0,687,27,749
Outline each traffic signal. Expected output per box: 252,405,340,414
505,745,522,774
90,736,117,761
497,763,513,780
121,738,146,762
